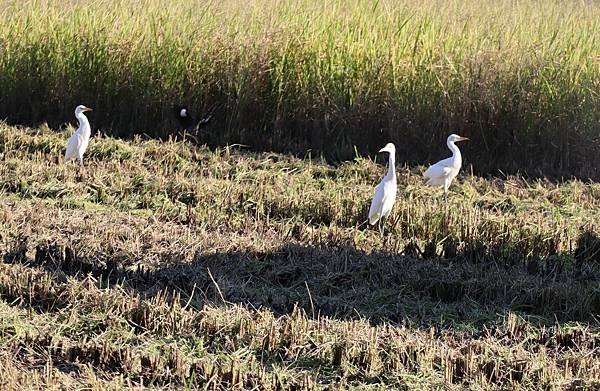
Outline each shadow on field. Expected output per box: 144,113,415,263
5,230,600,329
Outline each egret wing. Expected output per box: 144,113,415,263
380,180,398,218
368,182,385,225
424,157,453,179
64,132,83,161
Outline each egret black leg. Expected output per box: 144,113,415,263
443,190,450,233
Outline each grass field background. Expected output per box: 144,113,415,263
1,0,600,176
2,0,600,388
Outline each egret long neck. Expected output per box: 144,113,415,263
76,112,91,135
386,152,396,180
447,140,462,167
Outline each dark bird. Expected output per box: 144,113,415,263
173,105,213,134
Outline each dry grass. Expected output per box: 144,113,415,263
0,124,599,388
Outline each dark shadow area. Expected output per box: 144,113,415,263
575,230,600,265
3,230,600,330
3,232,600,388
2,97,600,181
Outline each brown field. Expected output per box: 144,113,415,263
0,124,599,389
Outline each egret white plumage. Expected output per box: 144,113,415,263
64,104,93,165
368,143,397,235
423,134,469,196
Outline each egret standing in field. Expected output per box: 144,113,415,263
423,134,469,199
368,143,397,235
64,104,93,166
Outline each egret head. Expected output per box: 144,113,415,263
179,108,188,118
378,143,396,155
75,105,92,116
448,134,468,143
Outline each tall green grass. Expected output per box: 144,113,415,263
1,0,600,176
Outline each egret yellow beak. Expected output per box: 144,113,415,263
457,136,469,142
82,107,93,112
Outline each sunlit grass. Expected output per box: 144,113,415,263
1,0,600,175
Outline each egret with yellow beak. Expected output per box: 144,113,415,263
368,143,397,235
423,134,469,197
65,105,93,166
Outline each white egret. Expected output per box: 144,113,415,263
368,143,397,235
64,104,93,166
423,134,469,197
